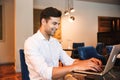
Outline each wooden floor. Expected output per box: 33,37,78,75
0,72,22,80
0,63,22,80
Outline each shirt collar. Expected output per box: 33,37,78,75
37,30,54,41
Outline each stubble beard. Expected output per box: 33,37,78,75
51,28,57,36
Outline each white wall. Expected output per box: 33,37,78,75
34,0,120,49
62,1,120,48
0,0,14,63
14,0,33,72
70,1,120,47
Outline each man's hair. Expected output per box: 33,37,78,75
40,7,62,26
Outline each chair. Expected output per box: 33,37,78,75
19,49,30,80
71,42,85,59
106,45,113,55
77,46,107,65
96,42,105,55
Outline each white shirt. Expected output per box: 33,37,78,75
24,30,75,80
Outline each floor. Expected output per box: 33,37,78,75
0,63,22,80
0,72,22,80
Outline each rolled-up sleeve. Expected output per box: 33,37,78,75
60,50,75,66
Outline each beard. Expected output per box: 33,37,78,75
51,28,57,36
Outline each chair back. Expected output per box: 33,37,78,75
78,46,106,64
96,42,104,55
73,42,85,49
19,49,30,80
106,45,113,55
71,42,84,58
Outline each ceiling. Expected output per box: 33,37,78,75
77,0,120,5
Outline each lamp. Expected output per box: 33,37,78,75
64,0,70,15
69,16,75,22
69,0,75,13
64,0,75,22
70,8,75,12
64,10,69,15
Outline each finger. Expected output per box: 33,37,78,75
90,58,102,66
88,65,102,72
88,67,98,72
89,61,103,72
94,66,103,72
94,64,103,72
95,58,102,66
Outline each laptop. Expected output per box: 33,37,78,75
73,44,120,76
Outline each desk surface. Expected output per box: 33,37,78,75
71,66,120,80
63,48,76,51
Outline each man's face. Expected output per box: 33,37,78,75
43,17,61,36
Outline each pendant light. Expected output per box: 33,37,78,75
64,0,75,22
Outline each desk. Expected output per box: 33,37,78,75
63,49,76,57
71,66,120,80
63,49,76,51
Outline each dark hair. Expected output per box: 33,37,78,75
40,7,62,26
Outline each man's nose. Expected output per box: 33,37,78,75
55,25,59,29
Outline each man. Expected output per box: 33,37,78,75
24,7,102,80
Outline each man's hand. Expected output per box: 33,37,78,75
72,58,103,72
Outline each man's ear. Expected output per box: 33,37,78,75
41,18,46,25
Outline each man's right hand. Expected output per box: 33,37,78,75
72,58,103,72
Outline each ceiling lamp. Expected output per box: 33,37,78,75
64,0,75,22
69,16,75,22
70,8,75,12
69,0,75,13
64,10,69,15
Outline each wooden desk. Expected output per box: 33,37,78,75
63,49,76,51
63,49,76,57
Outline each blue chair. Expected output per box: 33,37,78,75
71,42,85,59
106,45,113,55
78,46,107,65
96,42,105,55
19,49,30,80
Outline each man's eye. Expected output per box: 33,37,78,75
53,22,60,25
53,22,57,25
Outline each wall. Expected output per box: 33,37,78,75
62,1,120,48
0,0,33,72
0,0,14,64
34,0,120,49
14,0,33,72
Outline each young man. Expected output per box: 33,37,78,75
24,7,102,80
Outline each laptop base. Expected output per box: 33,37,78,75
84,70,116,80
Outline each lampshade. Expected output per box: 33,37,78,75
64,10,69,15
64,0,75,22
69,16,75,22
70,8,75,12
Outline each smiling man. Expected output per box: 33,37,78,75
24,7,102,80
